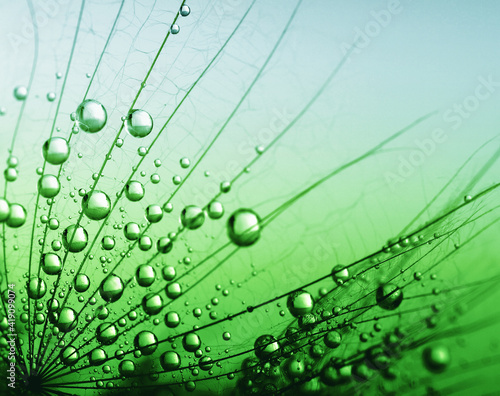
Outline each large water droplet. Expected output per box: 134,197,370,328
0,198,10,222
162,266,176,281
101,235,115,250
182,333,201,352
125,109,153,138
227,208,261,247
254,334,280,360
287,290,314,317
142,293,163,315
42,137,70,165
138,236,152,251
422,344,451,373
5,203,26,228
82,190,111,220
96,323,119,345
134,331,158,356
145,204,163,223
166,282,182,299
37,175,61,198
57,307,78,332
164,311,180,328
89,348,107,366
180,205,205,230
324,330,342,349
76,99,107,133
207,201,224,219
376,283,403,311
125,180,145,202
180,5,190,16
157,237,173,254
118,360,135,377
99,275,124,302
74,274,90,292
136,264,156,287
60,346,79,366
27,278,46,299
41,253,62,275
62,225,89,253
332,265,349,285
14,86,28,100
160,351,181,371
124,222,140,240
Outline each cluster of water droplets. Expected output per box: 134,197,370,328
0,2,499,396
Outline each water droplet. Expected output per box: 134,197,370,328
42,137,70,165
157,237,173,254
162,266,176,281
134,331,158,356
41,253,62,275
160,351,181,371
76,99,107,133
136,264,156,287
27,278,47,299
14,86,28,100
7,156,18,168
170,24,180,34
82,190,111,220
99,275,124,302
96,323,119,345
38,175,61,198
60,346,79,366
180,5,190,16
4,168,18,182
332,265,349,285
101,235,115,250
422,344,451,373
227,208,261,247
287,290,314,317
89,348,108,366
138,236,152,251
118,360,135,376
125,180,145,202
164,311,180,328
207,201,224,219
57,307,78,332
142,293,163,315
180,157,190,168
220,181,231,193
166,282,182,299
199,356,213,371
0,199,10,222
6,203,27,228
254,334,280,360
125,109,153,138
183,333,201,352
376,283,403,311
180,205,205,230
124,222,140,240
74,274,90,292
145,204,163,223
62,225,88,253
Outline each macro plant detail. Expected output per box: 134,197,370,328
0,1,499,395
